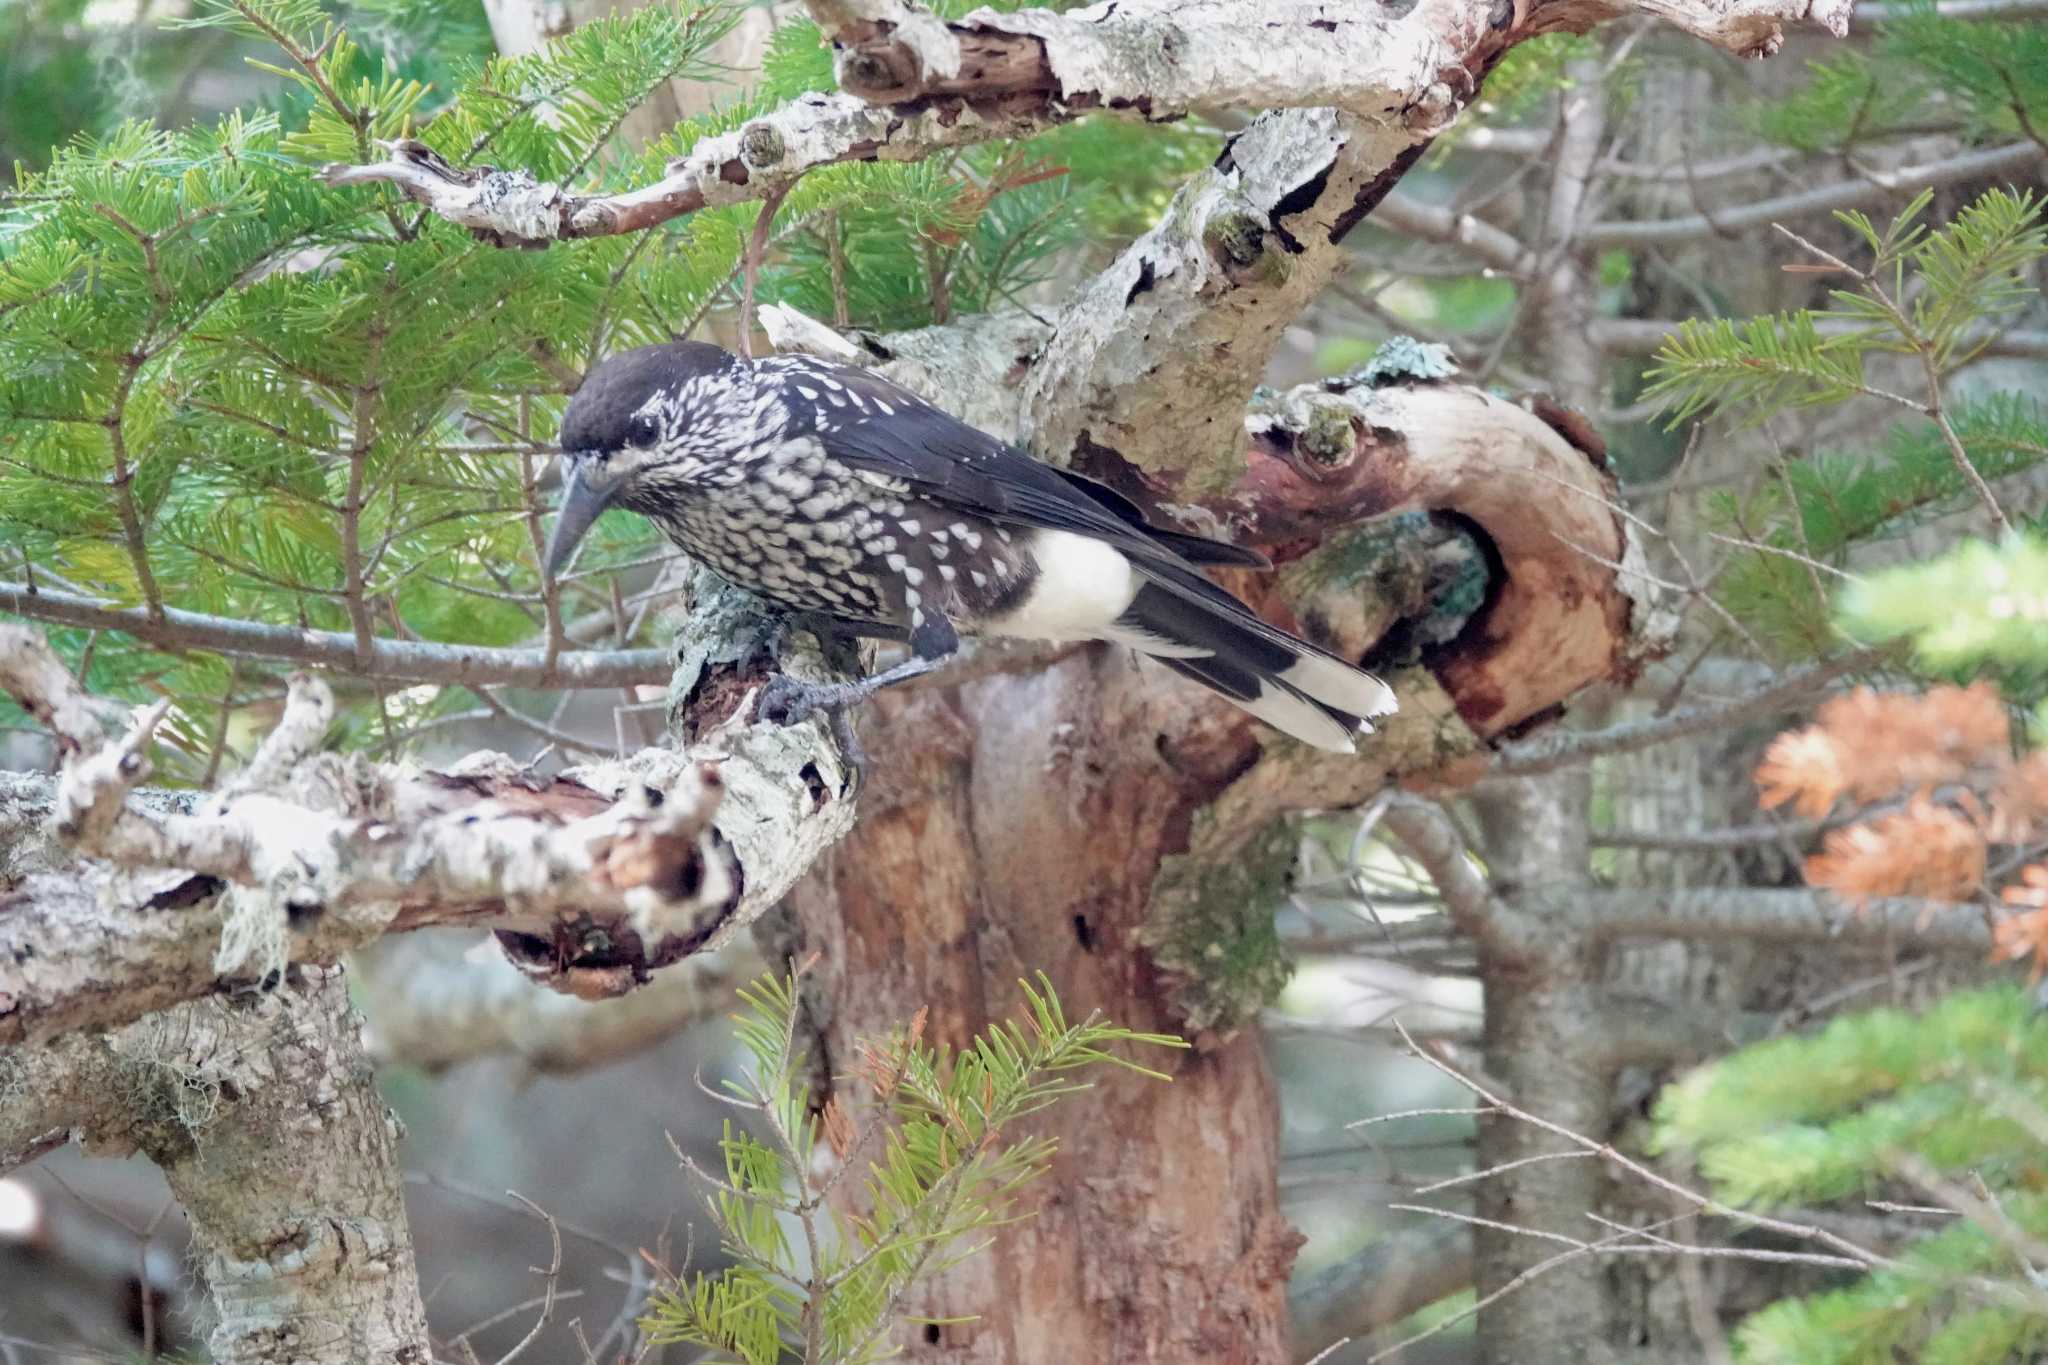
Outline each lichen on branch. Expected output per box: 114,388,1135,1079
0,623,840,1043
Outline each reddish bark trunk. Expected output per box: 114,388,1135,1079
790,653,1303,1363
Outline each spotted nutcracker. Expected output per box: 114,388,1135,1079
545,341,1396,752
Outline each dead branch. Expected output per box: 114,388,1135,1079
0,623,847,1044
1492,645,1889,776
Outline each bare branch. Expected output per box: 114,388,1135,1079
1576,886,1996,951
1491,646,1888,776
1580,143,2044,247
0,581,672,689
1590,816,1827,850
1384,1022,1893,1268
1371,190,1536,276
1381,796,1542,959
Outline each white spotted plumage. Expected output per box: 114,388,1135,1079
557,342,1397,752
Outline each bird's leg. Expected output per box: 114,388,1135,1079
755,613,958,730
728,596,862,676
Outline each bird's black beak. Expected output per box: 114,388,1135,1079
544,457,611,579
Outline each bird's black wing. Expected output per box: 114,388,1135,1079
763,356,1269,570
757,355,1396,745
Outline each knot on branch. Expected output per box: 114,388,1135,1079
814,1,973,102
321,138,566,248
1241,371,1665,737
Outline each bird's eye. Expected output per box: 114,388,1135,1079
627,415,660,448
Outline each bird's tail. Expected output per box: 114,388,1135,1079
1110,577,1397,753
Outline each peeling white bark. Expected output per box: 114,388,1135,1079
322,0,1854,249
1023,107,1417,488
0,623,849,1042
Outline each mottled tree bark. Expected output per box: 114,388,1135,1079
787,660,1307,1363
783,644,1530,1359
135,971,432,1365
0,854,428,1363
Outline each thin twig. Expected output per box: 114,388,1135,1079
1493,646,1890,776
737,182,796,361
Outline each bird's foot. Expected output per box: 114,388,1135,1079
734,608,865,678
757,673,860,726
755,674,868,790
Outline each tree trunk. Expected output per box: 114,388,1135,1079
144,970,432,1364
788,657,1304,1362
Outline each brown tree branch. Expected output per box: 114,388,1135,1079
1381,796,1543,960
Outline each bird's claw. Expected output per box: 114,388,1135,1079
755,674,868,791
756,673,835,726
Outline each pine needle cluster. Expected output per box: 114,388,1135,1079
1752,0,2047,153
640,968,1183,1363
1751,533,2048,968
0,0,1193,771
1754,681,2037,909
1644,188,2047,658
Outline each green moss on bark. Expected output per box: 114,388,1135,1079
1142,817,1298,1035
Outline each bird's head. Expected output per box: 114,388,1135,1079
544,340,743,576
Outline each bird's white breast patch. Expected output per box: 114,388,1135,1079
983,529,1138,642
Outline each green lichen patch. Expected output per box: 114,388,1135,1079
1141,816,1299,1035
1203,208,1268,267
1328,336,1459,389
1297,401,1358,466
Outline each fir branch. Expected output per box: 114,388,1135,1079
645,969,1181,1362
1592,318,2048,361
